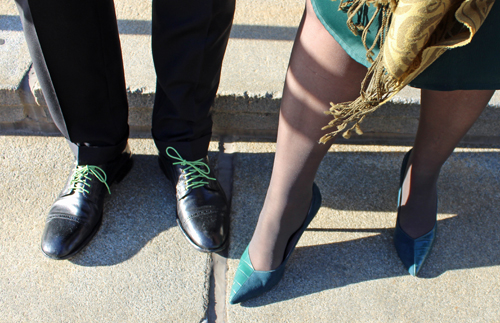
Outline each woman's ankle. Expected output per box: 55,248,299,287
248,190,313,271
398,185,438,238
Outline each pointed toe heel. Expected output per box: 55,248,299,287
393,149,437,276
394,219,436,276
229,246,287,304
229,183,322,304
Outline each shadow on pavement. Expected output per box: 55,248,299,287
228,150,500,306
69,154,177,267
240,214,500,307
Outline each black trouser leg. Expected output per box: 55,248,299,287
15,0,129,165
151,0,235,160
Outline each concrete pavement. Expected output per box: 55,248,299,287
0,136,216,322
1,136,500,322
226,142,500,322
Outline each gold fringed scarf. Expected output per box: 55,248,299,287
319,0,496,143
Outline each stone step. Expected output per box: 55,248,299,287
1,0,500,144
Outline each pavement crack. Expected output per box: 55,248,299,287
206,137,235,323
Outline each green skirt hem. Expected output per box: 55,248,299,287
311,0,500,91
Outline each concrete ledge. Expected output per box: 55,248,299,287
4,78,500,146
2,0,500,145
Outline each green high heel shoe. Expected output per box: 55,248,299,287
229,183,322,304
394,149,437,276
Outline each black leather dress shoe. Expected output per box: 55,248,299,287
41,145,133,260
159,147,229,252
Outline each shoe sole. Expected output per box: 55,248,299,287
41,156,134,260
158,156,229,253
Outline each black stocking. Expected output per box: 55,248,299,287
247,0,367,271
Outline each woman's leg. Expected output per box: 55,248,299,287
399,89,495,238
248,0,368,271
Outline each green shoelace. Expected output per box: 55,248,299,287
166,147,215,190
69,165,111,195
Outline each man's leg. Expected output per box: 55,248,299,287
16,0,132,259
151,0,235,252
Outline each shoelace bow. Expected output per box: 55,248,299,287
69,165,111,195
166,147,215,190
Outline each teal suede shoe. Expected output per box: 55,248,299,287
394,150,437,276
229,183,322,304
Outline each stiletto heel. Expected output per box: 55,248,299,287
393,149,437,276
229,183,322,304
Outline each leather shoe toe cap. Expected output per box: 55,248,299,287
41,217,98,260
179,209,229,252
